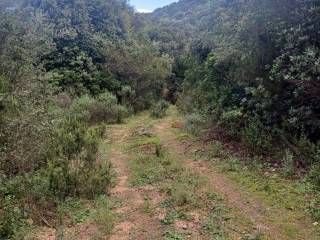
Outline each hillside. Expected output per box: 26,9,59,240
1,0,320,239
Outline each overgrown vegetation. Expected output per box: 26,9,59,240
147,0,320,172
0,0,170,238
1,0,320,238
150,99,170,118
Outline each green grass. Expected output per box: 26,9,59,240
164,230,184,240
190,137,319,219
163,170,207,209
179,130,320,238
201,206,227,239
59,198,91,225
127,133,183,186
129,154,166,186
161,210,190,225
92,196,115,237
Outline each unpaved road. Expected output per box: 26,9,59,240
106,111,319,240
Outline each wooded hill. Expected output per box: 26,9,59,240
0,0,319,238
146,0,320,162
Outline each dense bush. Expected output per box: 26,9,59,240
149,0,320,168
0,116,111,238
47,118,110,199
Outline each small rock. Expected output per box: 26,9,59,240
313,222,318,226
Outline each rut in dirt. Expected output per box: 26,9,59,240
105,111,319,240
152,115,319,240
107,127,165,240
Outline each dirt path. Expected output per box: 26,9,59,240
153,114,319,240
34,109,319,240
107,126,165,240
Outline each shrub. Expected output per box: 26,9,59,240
184,113,207,135
47,119,110,200
211,141,224,158
150,100,169,118
295,136,320,166
308,165,320,191
171,182,195,206
80,162,112,199
0,196,26,239
219,109,243,137
308,196,320,221
116,105,130,123
241,117,273,153
69,92,129,124
68,95,96,123
93,196,114,236
282,149,295,176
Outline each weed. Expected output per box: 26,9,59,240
184,113,207,135
221,156,240,172
243,232,263,240
307,196,320,221
0,196,26,239
175,132,192,142
160,199,174,208
201,206,226,239
59,198,90,225
127,136,160,152
282,149,295,176
92,196,114,236
164,230,184,240
205,191,224,202
308,164,320,191
140,197,153,214
171,182,197,207
211,141,224,158
165,170,205,208
129,154,165,186
128,138,182,186
161,210,188,225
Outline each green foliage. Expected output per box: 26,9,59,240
161,210,188,225
92,196,115,236
164,230,184,240
150,100,170,118
241,117,273,153
150,0,320,167
211,141,224,158
0,196,26,239
201,206,226,240
129,154,165,186
69,93,129,124
308,165,320,191
307,197,320,221
184,113,207,135
0,115,110,238
47,118,110,200
282,149,295,176
59,199,91,225
219,110,243,138
295,136,320,166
